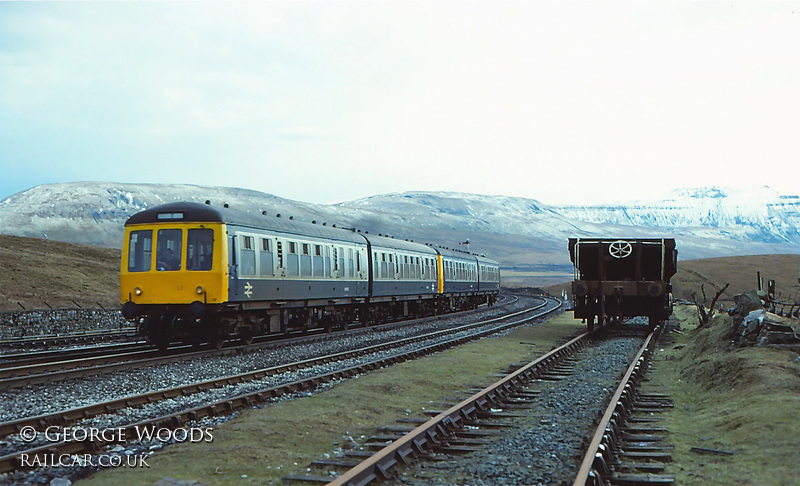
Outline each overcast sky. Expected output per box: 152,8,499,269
1,2,799,205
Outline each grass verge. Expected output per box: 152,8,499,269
77,312,584,485
650,305,800,485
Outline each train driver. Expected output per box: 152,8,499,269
157,248,181,271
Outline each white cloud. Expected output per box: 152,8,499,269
1,2,799,204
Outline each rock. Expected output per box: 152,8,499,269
732,291,765,316
758,332,800,345
764,321,797,334
49,478,72,486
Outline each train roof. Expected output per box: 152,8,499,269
433,246,499,266
124,201,367,244
126,202,501,263
363,233,439,255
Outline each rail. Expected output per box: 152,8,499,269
572,324,663,485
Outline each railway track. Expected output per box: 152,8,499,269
0,328,136,351
283,321,666,485
0,295,519,389
573,321,676,486
0,296,559,478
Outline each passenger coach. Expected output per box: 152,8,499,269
121,201,500,348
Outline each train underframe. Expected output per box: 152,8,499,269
127,292,498,349
573,293,671,333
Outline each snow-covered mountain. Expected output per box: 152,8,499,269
1,182,798,286
553,186,800,245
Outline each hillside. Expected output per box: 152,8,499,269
0,235,121,311
546,253,800,307
2,183,800,288
1,233,797,312
671,253,800,304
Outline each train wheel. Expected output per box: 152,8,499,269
187,331,204,350
148,316,172,351
239,328,254,346
210,335,225,349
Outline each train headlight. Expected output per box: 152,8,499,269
647,283,663,297
134,287,143,296
196,286,204,295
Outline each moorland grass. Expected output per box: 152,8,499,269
651,305,800,485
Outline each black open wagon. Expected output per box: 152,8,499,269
569,238,677,331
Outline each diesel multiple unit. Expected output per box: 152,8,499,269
121,201,500,348
569,238,677,331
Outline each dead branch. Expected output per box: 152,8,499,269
707,283,730,321
692,291,709,326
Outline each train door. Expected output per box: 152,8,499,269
228,234,238,296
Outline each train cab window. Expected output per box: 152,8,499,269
156,229,182,271
313,244,324,277
260,238,274,277
187,229,213,271
128,230,153,272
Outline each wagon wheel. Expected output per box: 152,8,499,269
609,241,633,259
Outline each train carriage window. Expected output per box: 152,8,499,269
324,246,331,277
347,248,354,278
338,247,346,279
187,229,213,271
287,241,299,277
240,235,256,276
260,238,274,277
156,229,182,271
355,250,361,274
313,244,324,277
300,243,312,277
380,253,388,279
128,230,153,272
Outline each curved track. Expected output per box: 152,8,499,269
0,296,557,477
